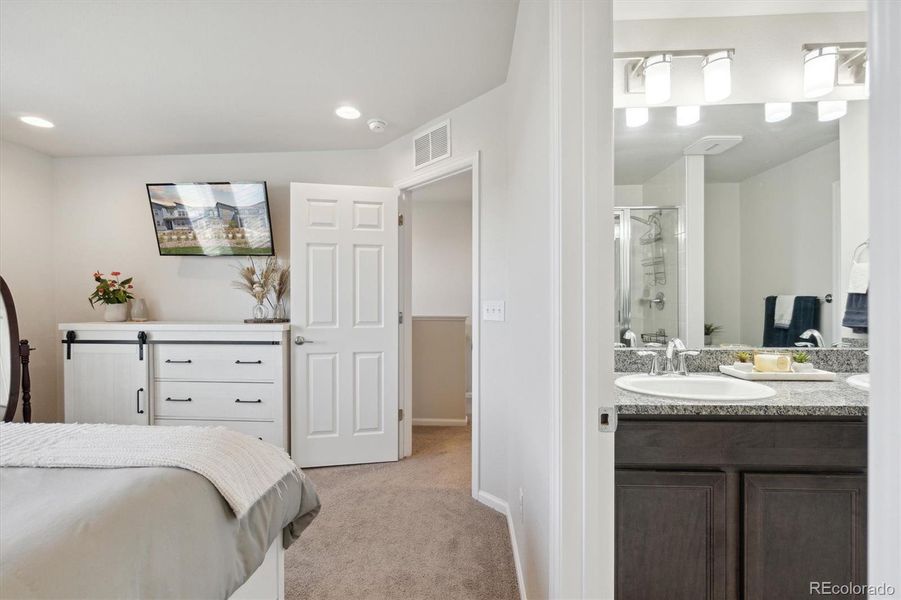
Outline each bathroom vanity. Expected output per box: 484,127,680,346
615,377,868,600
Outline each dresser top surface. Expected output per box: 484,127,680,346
58,321,291,332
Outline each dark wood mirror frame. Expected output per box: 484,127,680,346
1,276,31,423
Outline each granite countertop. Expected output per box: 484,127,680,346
615,373,868,417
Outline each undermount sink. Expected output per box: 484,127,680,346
846,374,870,392
615,374,776,401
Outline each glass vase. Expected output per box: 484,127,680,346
252,302,268,321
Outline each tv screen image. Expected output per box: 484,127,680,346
146,182,275,256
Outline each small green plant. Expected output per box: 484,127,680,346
704,323,723,336
792,351,811,364
89,271,135,307
735,351,752,364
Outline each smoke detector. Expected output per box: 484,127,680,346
683,135,743,155
367,119,387,133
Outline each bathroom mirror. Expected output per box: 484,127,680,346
614,100,869,349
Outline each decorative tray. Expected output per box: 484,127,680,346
719,365,836,381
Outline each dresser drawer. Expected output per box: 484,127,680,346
154,418,283,447
153,381,277,420
153,344,279,382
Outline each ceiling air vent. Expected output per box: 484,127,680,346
413,120,451,169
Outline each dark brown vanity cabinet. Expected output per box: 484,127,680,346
615,418,867,600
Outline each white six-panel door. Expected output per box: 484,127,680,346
290,183,399,467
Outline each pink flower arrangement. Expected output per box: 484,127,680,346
89,271,135,307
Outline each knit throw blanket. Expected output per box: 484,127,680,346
0,422,302,518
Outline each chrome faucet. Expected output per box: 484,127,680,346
623,329,638,348
636,350,661,375
663,338,700,375
796,329,825,348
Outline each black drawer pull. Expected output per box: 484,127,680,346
165,359,192,364
165,397,192,402
235,398,263,404
235,360,263,364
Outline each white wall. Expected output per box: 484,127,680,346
51,150,386,324
379,80,515,557
705,183,742,344
411,198,472,317
0,140,58,422
614,12,868,107
739,141,839,345
614,184,643,206
836,101,869,341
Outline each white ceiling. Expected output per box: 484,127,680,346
0,0,517,157
613,0,866,21
615,102,845,183
411,170,471,203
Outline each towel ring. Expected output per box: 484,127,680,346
851,240,869,264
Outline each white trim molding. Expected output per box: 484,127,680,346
395,152,482,501
477,491,527,600
411,417,469,427
548,1,615,598
868,0,901,589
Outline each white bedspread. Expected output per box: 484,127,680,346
0,422,301,517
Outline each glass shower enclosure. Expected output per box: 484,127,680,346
614,206,681,346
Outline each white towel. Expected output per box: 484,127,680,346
848,261,869,294
0,422,302,517
774,295,796,329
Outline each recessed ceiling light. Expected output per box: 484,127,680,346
20,115,54,128
335,105,361,120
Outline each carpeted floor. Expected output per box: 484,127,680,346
286,426,519,600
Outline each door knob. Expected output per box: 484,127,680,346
295,336,316,345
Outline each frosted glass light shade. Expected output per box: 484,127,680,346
676,105,700,126
818,100,847,122
625,107,649,128
804,46,837,98
644,54,672,105
702,51,732,102
765,102,792,123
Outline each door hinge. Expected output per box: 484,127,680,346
398,213,404,226
398,311,404,324
398,408,404,421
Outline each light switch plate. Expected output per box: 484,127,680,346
482,301,505,322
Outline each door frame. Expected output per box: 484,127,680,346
394,152,481,499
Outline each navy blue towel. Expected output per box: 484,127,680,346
762,295,820,347
842,292,868,334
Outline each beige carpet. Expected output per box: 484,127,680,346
286,426,519,600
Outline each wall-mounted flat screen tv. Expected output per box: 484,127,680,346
146,182,274,256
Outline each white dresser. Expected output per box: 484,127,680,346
59,322,290,450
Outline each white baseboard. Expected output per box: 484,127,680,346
411,417,469,427
477,491,527,600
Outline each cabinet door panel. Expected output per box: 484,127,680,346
64,344,150,425
616,470,727,600
744,473,866,600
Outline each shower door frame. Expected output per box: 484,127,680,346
614,205,683,345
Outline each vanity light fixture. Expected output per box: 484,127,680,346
702,50,733,102
335,105,361,120
818,100,847,122
644,54,672,104
20,115,54,128
803,46,838,98
625,107,649,128
618,47,734,104
764,102,792,123
676,105,700,127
